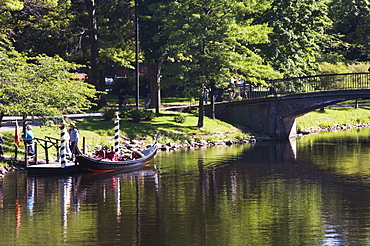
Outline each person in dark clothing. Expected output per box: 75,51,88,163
0,133,4,158
143,85,151,109
118,89,129,109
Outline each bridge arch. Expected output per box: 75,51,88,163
204,89,370,140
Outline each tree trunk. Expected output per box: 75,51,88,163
0,112,4,128
148,62,162,115
210,86,216,120
22,113,27,133
197,94,204,128
85,0,105,107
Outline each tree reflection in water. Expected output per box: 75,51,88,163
1,130,370,245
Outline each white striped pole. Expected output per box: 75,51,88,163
114,112,120,154
60,118,68,168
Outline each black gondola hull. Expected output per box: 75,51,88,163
76,144,157,173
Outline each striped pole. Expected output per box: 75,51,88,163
114,112,120,154
60,118,68,168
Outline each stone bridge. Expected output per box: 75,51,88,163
204,89,370,140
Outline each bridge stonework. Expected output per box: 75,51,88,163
204,89,370,140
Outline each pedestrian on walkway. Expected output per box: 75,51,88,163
143,84,151,109
118,89,129,109
0,133,4,159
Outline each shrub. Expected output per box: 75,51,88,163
143,110,155,121
100,107,117,121
128,109,144,122
174,114,186,123
119,107,132,118
127,109,155,122
189,107,199,117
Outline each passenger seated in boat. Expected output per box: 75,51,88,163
94,146,112,159
93,146,144,161
104,152,119,161
118,152,132,161
132,149,144,158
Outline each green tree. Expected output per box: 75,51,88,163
0,0,23,49
258,0,331,77
97,0,135,69
8,0,136,107
159,0,280,126
139,0,169,114
327,0,370,61
9,0,74,58
0,49,97,127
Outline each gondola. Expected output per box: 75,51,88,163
76,137,158,173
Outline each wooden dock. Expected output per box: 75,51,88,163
26,161,83,175
20,135,88,175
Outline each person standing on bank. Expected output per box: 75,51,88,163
68,123,79,160
0,133,4,159
143,84,151,109
23,125,35,156
118,88,129,109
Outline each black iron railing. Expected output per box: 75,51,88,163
235,73,370,100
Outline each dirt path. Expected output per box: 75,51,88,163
0,113,102,132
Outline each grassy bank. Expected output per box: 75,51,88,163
0,110,250,161
297,106,370,132
2,104,367,164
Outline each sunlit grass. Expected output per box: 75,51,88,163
297,106,370,131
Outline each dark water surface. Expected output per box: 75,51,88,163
2,128,370,245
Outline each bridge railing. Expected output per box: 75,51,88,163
237,73,370,99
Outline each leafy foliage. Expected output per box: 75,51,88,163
100,107,117,121
9,0,76,57
0,0,368,131
122,108,155,122
147,0,283,127
2,0,23,10
258,0,331,77
0,50,97,123
161,0,281,88
328,0,370,61
174,114,186,123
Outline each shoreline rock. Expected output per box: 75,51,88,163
0,163,23,176
157,137,258,151
298,122,370,136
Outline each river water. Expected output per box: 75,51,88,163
2,128,370,246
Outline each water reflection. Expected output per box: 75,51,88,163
2,131,370,245
0,166,159,245
297,128,370,183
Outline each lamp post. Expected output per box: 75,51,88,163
135,0,140,109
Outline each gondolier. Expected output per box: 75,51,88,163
68,123,79,161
